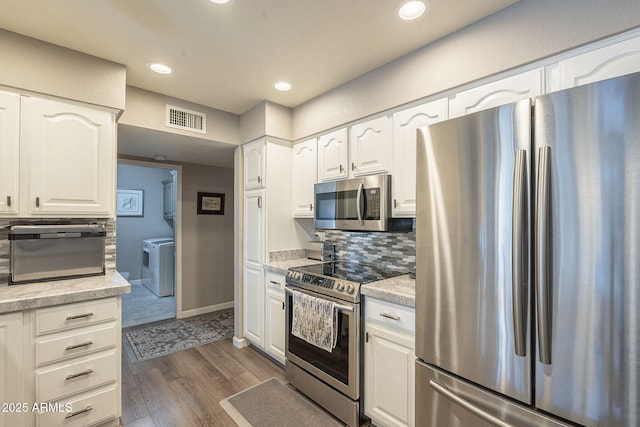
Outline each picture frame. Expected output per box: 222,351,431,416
197,192,225,215
117,189,144,217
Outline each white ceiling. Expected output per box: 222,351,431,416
0,0,518,166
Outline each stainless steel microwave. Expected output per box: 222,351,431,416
314,174,411,232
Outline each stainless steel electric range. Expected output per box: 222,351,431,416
284,261,407,427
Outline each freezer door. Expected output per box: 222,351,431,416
533,72,640,426
416,360,569,427
416,99,532,404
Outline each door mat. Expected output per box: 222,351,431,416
220,378,343,427
125,308,233,361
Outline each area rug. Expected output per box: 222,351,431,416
125,308,234,361
220,378,343,427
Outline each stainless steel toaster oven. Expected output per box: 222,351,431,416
9,224,106,284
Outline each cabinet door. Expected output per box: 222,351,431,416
449,68,543,119
349,116,392,177
265,288,286,364
163,179,175,219
292,138,317,217
244,139,265,189
21,97,115,217
317,128,348,181
0,91,20,216
243,190,264,347
556,34,640,90
243,267,264,348
0,312,28,427
365,321,415,427
392,99,447,217
243,190,264,269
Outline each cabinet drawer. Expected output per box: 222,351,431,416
36,324,117,366
365,297,415,334
36,351,117,402
35,385,118,427
35,297,117,335
265,271,285,291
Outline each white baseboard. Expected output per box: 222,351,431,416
129,279,144,286
233,336,250,349
178,301,234,319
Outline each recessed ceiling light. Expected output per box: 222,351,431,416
153,154,168,161
149,63,173,74
274,81,292,92
397,0,430,21
209,0,234,4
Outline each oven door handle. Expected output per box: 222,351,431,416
285,287,354,313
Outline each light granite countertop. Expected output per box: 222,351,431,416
361,274,415,307
263,258,322,275
264,258,415,307
0,272,131,314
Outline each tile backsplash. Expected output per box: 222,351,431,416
324,229,415,272
0,218,116,285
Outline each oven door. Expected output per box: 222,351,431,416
285,286,360,400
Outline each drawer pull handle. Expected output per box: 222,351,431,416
269,280,281,286
380,312,400,321
66,312,94,320
65,406,93,419
65,341,94,351
6,196,11,207
66,369,94,381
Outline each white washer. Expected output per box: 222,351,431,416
142,237,175,297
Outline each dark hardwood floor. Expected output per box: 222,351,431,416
121,335,285,427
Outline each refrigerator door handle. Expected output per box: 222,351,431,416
512,149,528,357
535,146,552,365
429,379,515,427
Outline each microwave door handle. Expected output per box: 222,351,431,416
356,183,364,225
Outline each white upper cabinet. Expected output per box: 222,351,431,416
292,138,317,218
349,116,392,177
449,68,544,119
317,127,349,181
243,139,266,189
0,91,20,216
554,34,640,91
20,96,115,217
392,98,447,217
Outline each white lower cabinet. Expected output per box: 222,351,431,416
0,296,122,427
0,311,28,427
265,271,286,364
364,297,415,427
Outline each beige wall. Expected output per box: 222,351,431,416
180,163,235,311
240,100,292,143
0,28,125,110
120,86,241,145
292,0,640,139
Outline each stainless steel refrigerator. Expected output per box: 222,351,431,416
415,71,640,427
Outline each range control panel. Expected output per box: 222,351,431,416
286,269,359,302
302,273,334,289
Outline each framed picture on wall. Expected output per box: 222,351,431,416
117,189,144,217
197,192,225,215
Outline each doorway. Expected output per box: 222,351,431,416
116,159,182,328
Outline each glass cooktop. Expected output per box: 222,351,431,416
292,261,408,285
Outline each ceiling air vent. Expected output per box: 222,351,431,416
166,105,206,134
